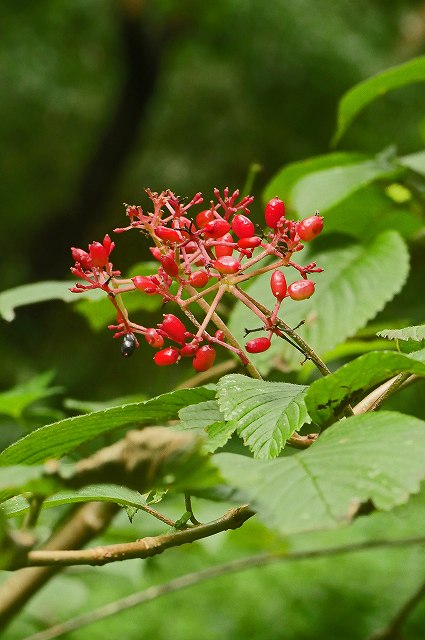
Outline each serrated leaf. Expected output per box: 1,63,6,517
377,325,425,342
0,372,62,420
178,400,237,452
215,411,425,535
332,56,425,145
0,281,100,322
306,349,425,427
216,375,310,459
228,231,410,374
0,386,215,502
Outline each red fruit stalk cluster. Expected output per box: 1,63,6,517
70,189,323,371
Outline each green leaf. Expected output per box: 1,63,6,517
2,484,152,518
0,372,62,420
216,375,310,459
178,400,237,453
216,411,425,535
263,152,366,210
377,325,425,342
399,150,425,177
0,281,100,322
0,465,57,494
306,349,425,427
228,231,410,374
0,386,215,502
332,56,425,145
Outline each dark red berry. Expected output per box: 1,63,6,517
237,236,262,249
288,280,315,300
270,270,287,301
245,337,271,353
265,197,286,229
154,347,180,366
212,256,241,274
160,254,179,277
188,270,209,288
192,345,216,371
159,314,187,343
132,275,159,295
144,328,164,348
180,342,199,357
297,215,324,241
232,214,255,239
196,209,215,228
215,233,234,258
203,219,231,238
155,226,183,243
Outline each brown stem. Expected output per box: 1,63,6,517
26,506,254,567
353,374,418,415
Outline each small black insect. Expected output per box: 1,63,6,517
120,333,137,357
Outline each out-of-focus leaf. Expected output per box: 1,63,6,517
332,56,425,144
0,372,62,420
400,150,425,177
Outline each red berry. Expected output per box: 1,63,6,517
154,347,180,366
71,248,93,269
288,280,315,300
132,275,159,294
265,197,286,229
180,342,199,357
196,209,215,228
160,254,179,277
155,226,183,243
203,219,231,238
215,233,234,258
214,329,225,341
192,345,216,372
188,270,209,288
270,270,287,301
159,314,187,344
150,247,162,261
237,236,262,249
145,328,164,348
245,337,271,353
297,215,324,241
212,256,241,274
232,214,255,239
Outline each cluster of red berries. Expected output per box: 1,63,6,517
70,189,323,371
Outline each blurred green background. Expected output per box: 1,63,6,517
1,2,425,638
2,0,425,400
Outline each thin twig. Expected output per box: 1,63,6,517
22,536,425,640
26,505,254,567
